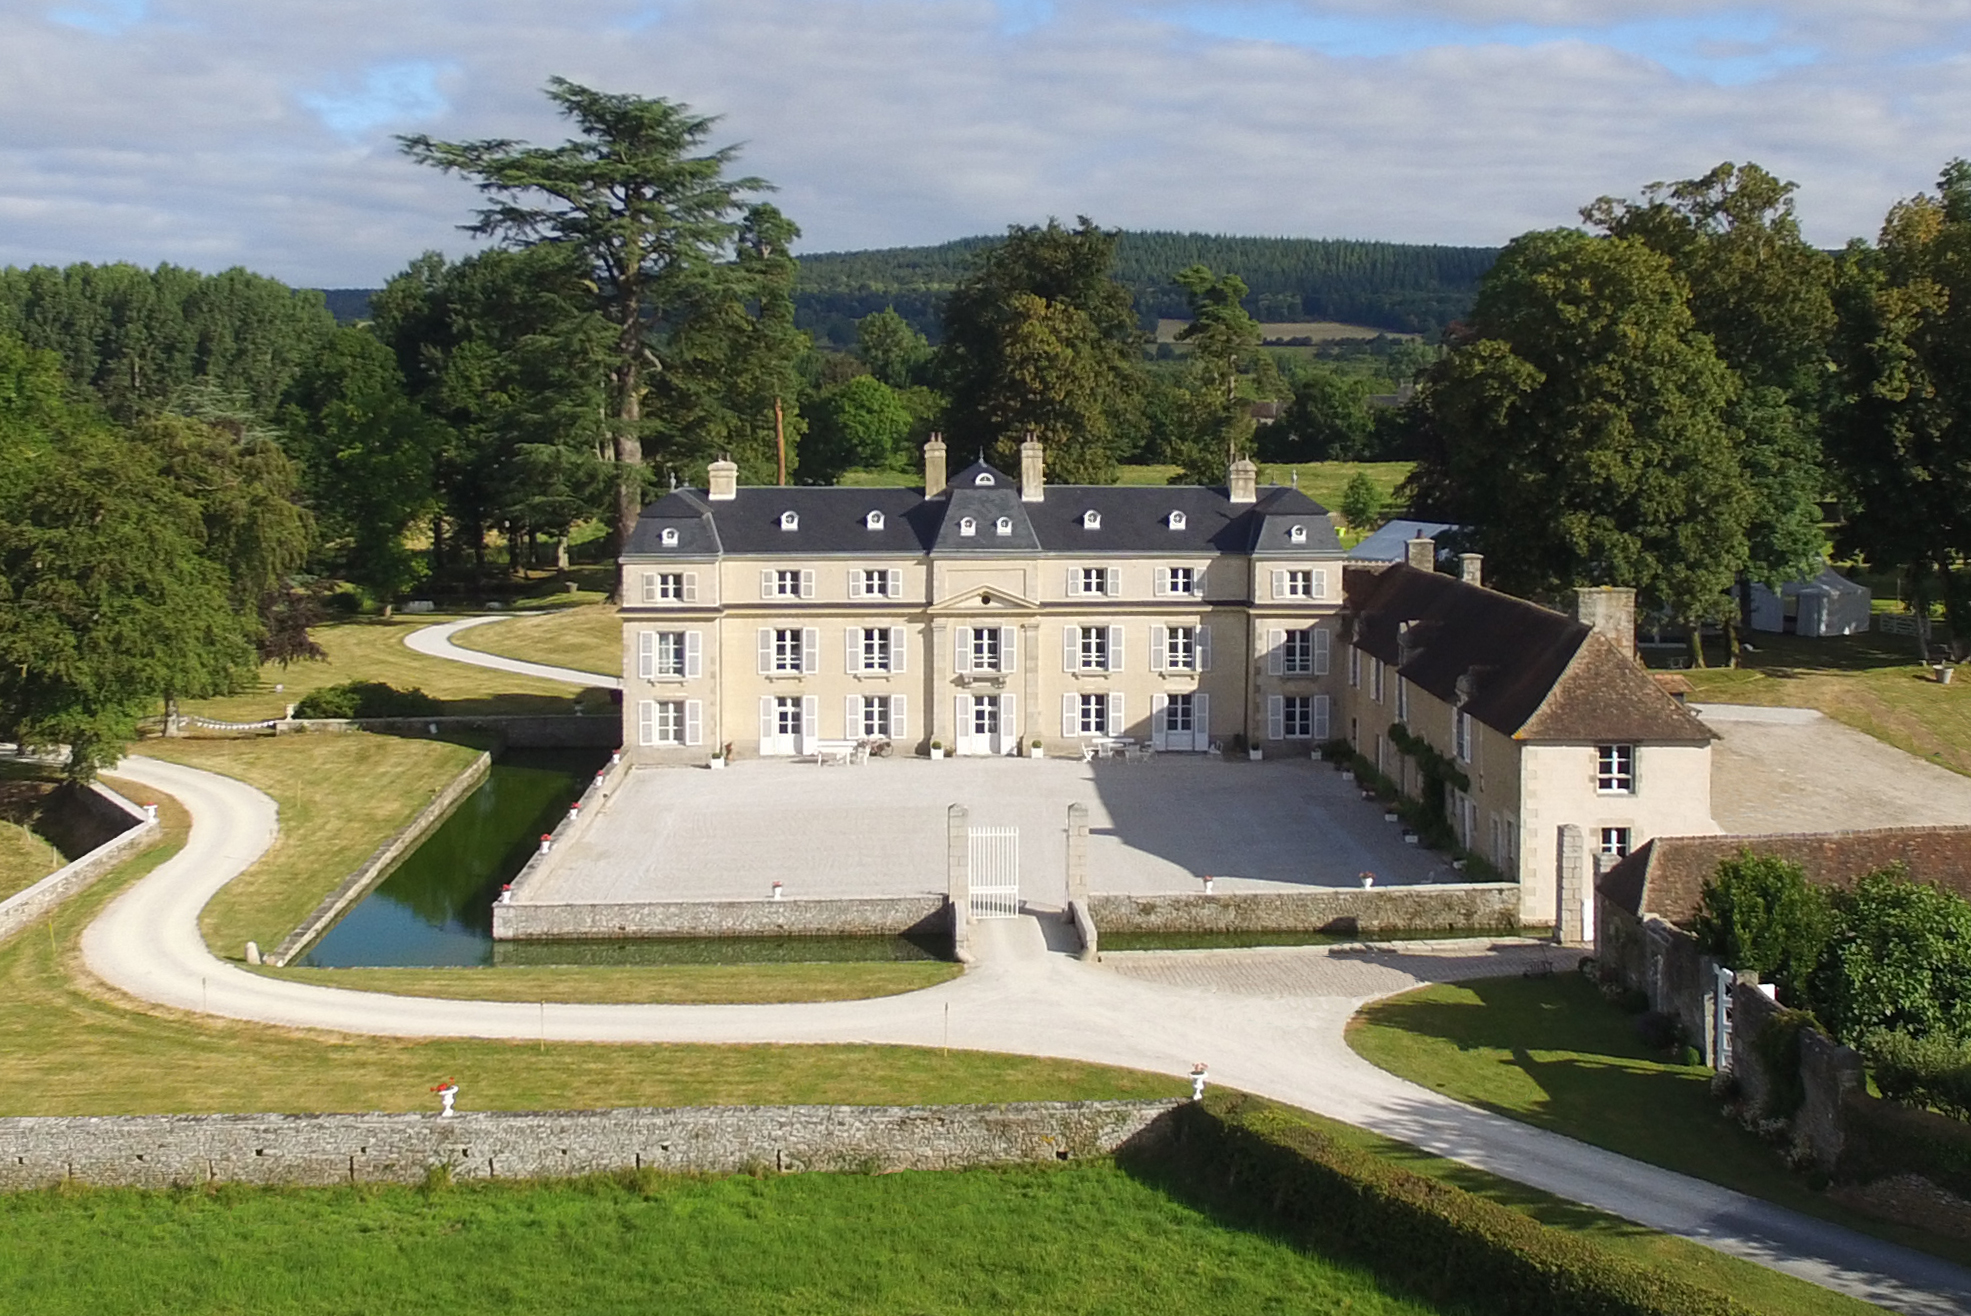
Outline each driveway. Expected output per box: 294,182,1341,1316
404,616,621,691
1700,704,1971,834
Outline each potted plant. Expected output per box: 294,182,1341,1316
709,741,732,770
930,739,945,760
1248,745,1264,762
1029,738,1044,760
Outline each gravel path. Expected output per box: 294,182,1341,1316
403,616,621,690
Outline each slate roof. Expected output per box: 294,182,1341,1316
1348,520,1461,563
1601,827,1971,924
1344,562,1714,744
622,477,1340,558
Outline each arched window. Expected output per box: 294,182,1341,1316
865,510,885,531
1167,510,1187,530
660,527,679,547
995,516,1013,536
1082,510,1101,530
779,511,799,531
974,471,996,486
959,516,977,537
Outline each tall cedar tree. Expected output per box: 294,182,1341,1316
1162,265,1262,485
934,219,1141,483
401,79,768,546
1407,230,1748,657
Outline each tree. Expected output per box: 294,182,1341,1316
1159,266,1264,485
855,307,931,389
801,375,915,483
1338,471,1386,532
935,218,1142,482
402,78,770,547
1271,368,1377,462
1690,851,1832,1005
1406,230,1748,660
1810,866,1971,1044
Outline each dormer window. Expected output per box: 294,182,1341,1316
1167,510,1187,530
779,511,799,531
974,471,996,486
1082,510,1101,530
995,516,1013,536
865,510,885,531
1289,524,1307,544
660,527,679,547
959,516,977,537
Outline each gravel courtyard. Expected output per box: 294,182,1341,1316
1702,703,1971,834
523,756,1450,909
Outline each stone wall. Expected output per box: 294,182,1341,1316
0,1100,1183,1191
1087,883,1520,936
494,895,951,941
187,716,623,750
0,781,156,948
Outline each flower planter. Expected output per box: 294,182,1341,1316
1937,664,1955,685
1247,749,1264,762
930,747,945,760
1383,811,1399,823
1340,770,1355,782
708,757,726,771
1029,747,1044,759
1310,749,1324,762
1402,832,1420,845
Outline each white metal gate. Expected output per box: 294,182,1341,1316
968,826,1020,918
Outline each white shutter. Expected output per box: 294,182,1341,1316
801,627,819,674
760,696,775,747
1191,568,1206,598
887,569,902,599
640,572,657,604
1105,567,1120,597
955,626,974,674
1106,691,1124,737
890,626,907,674
1000,627,1017,675
637,630,655,681
799,569,815,600
1314,627,1331,676
1154,567,1170,597
1194,692,1210,750
890,694,907,739
955,695,969,752
1197,626,1212,672
760,569,775,599
1149,624,1167,672
757,628,773,675
1271,569,1287,601
1267,628,1285,677
847,626,861,672
1152,693,1169,750
638,699,656,746
685,700,703,746
999,693,1017,753
846,694,861,739
800,695,818,754
1312,568,1329,600
848,569,864,599
1267,695,1285,741
1062,693,1078,737
684,630,702,679
1314,695,1331,741
1063,625,1079,672
682,572,698,603
1067,567,1081,596
1107,624,1124,672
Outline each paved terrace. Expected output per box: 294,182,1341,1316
522,756,1450,908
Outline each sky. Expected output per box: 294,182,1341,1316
2,0,1967,287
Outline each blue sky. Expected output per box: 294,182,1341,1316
1,0,1965,284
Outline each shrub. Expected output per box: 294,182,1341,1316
1862,1030,1971,1122
292,681,443,720
1809,866,1971,1045
1689,851,1830,1004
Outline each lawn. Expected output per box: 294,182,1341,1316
176,615,595,724
1679,628,1971,778
1348,972,1962,1264
262,961,962,1004
0,1163,1441,1316
0,822,60,902
836,459,1413,516
450,603,620,680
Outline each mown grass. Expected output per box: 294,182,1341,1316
1680,629,1971,778
0,821,61,902
176,615,595,724
137,735,490,960
1348,973,1962,1265
0,1163,1441,1316
261,961,962,1004
450,603,620,680
1,793,1183,1116
836,459,1414,517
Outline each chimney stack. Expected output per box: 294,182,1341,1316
1020,432,1045,502
1575,586,1638,661
1405,536,1435,571
706,458,738,502
1228,456,1258,504
1459,553,1483,586
923,433,947,496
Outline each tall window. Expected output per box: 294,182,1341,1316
652,631,685,677
773,629,802,673
1396,678,1409,723
1165,627,1196,671
772,569,801,598
1455,710,1473,763
1168,566,1195,595
1079,626,1109,671
1166,693,1194,734
1348,644,1360,687
1596,744,1636,794
860,628,892,673
1282,696,1314,739
861,696,891,738
972,695,1000,737
649,701,683,745
1078,693,1109,735
1371,657,1385,703
972,627,1002,673
775,697,803,737
1282,629,1315,675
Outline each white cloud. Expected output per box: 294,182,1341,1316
0,0,1965,286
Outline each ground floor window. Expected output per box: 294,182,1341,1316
1282,696,1313,739
1078,693,1108,735
776,696,803,737
639,699,701,747
1165,693,1194,734
972,695,1000,736
861,696,891,738
1599,826,1632,859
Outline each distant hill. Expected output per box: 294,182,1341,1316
318,289,373,324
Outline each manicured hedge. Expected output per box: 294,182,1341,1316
292,681,443,720
1150,1092,1750,1316
1863,1030,1971,1122
1841,1091,1971,1202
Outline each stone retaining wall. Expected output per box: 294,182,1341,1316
184,716,623,750
493,895,950,941
1088,883,1521,935
0,1100,1183,1190
0,781,156,948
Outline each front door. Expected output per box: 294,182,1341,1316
1153,692,1210,751
760,695,815,756
954,693,1017,755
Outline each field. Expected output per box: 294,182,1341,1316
1155,317,1419,344
450,603,620,679
837,458,1413,517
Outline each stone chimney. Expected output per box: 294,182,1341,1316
924,433,947,496
706,458,738,502
1459,553,1483,586
1228,456,1258,504
1575,586,1637,661
1020,432,1044,502
1405,535,1435,571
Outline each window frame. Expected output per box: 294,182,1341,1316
772,628,802,673
1078,625,1109,672
1596,743,1637,795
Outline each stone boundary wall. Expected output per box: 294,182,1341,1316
1069,899,1098,962
267,753,492,967
494,895,950,941
1088,883,1521,935
0,1100,1184,1190
0,781,156,948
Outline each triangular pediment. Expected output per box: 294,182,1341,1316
928,585,1039,613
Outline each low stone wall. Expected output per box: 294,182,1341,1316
0,1100,1183,1190
493,895,950,941
1069,899,1098,962
1087,883,1520,936
500,753,633,905
185,716,623,750
267,753,491,967
0,781,157,948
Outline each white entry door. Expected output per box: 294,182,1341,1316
954,693,1019,755
759,695,817,756
1152,692,1210,751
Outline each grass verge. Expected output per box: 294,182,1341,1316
837,459,1413,516
260,961,962,1004
138,734,490,960
1348,972,1963,1264
450,603,619,679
